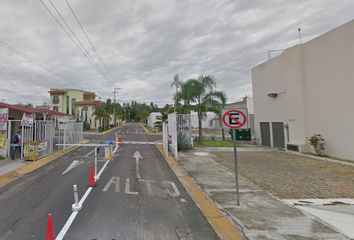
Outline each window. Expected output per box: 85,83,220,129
72,98,76,115
83,105,88,111
53,94,59,104
66,96,69,114
53,106,58,111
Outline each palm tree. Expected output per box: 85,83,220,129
91,105,110,128
181,75,227,144
153,111,168,132
170,74,183,112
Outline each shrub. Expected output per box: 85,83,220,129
210,135,216,141
309,134,325,156
177,131,192,151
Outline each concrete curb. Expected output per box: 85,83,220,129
155,143,243,240
0,139,91,188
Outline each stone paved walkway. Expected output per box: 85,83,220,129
210,151,354,199
177,149,351,239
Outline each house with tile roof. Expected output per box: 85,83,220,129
48,89,102,129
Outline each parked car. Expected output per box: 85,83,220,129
83,121,90,131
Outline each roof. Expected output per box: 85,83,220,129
0,103,77,117
75,100,102,106
84,91,96,96
48,88,96,96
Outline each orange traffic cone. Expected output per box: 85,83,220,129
46,213,55,240
88,165,97,187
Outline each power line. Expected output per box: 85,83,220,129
0,40,82,89
65,0,119,87
47,0,113,84
40,0,115,85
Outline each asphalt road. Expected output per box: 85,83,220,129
0,123,219,240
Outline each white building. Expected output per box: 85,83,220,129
148,112,162,128
150,111,218,129
252,19,354,160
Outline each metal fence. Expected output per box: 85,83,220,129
58,122,83,152
5,120,55,160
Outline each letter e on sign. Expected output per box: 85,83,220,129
222,109,248,129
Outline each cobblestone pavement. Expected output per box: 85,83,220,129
210,151,354,199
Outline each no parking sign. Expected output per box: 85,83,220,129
221,108,248,206
222,108,248,129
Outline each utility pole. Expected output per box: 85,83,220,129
112,87,122,126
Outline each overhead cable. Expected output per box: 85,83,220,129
47,0,113,85
0,40,82,89
40,0,115,85
65,0,120,87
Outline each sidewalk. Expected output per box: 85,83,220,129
176,145,354,239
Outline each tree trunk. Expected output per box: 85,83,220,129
222,128,225,141
198,111,202,144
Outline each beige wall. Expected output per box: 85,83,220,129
49,94,64,112
252,19,354,160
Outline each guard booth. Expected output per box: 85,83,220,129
0,103,79,160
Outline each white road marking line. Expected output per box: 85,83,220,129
62,160,83,175
103,177,120,192
125,178,138,195
163,181,180,197
78,187,93,206
136,158,140,179
138,179,155,195
97,160,109,179
133,151,143,179
57,159,110,239
62,149,94,175
56,211,78,240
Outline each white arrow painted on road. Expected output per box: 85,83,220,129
62,160,84,175
133,151,143,179
62,149,94,175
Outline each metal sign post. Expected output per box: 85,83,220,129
232,128,240,205
222,108,248,206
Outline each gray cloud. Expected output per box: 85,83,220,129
0,0,353,106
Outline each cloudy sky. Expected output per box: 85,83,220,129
0,0,353,107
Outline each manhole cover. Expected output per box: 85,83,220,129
194,152,209,156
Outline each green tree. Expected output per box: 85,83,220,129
153,111,169,132
18,103,33,108
139,110,150,124
209,105,226,141
181,75,227,144
92,105,110,128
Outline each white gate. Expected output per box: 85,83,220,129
58,122,83,152
165,113,178,158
